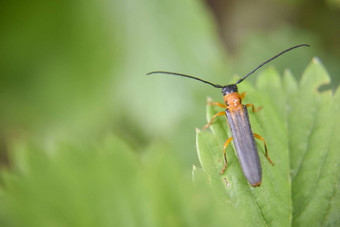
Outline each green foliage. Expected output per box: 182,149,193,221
0,0,339,226
0,135,244,227
195,58,340,226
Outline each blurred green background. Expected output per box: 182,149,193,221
0,0,339,226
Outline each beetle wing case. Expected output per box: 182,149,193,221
226,106,262,186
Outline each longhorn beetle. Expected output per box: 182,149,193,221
147,44,310,187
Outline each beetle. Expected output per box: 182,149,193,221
147,44,310,187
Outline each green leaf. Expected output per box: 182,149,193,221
0,135,245,227
195,58,340,226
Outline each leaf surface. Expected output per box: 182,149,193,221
195,58,340,226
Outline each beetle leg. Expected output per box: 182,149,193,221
245,103,262,112
202,111,225,130
220,136,233,175
240,91,246,100
208,101,227,109
254,133,274,166
241,92,262,112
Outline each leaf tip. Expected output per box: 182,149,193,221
284,68,292,75
312,56,321,64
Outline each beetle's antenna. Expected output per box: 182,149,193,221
235,44,310,85
146,71,224,88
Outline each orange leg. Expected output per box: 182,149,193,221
254,133,274,166
220,136,233,175
241,92,262,112
245,103,262,112
240,92,246,101
203,111,225,130
208,101,227,109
